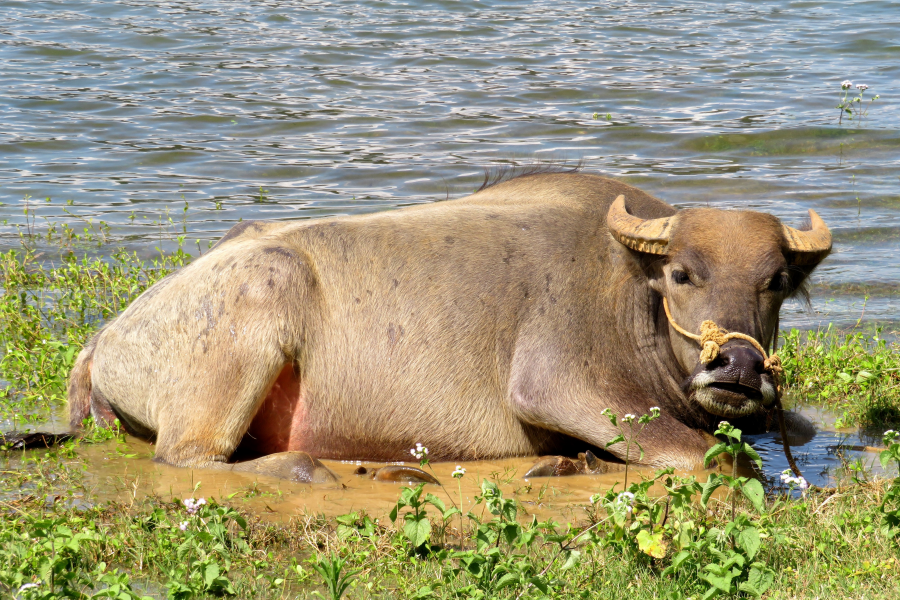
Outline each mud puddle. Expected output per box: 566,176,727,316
5,405,893,523
65,412,893,523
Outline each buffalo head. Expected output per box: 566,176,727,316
607,195,831,418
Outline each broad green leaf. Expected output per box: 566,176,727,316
404,517,431,548
495,573,520,589
203,562,220,588
529,576,549,594
662,550,691,577
741,564,774,597
561,549,582,570
424,493,446,513
738,526,761,560
880,449,893,469
741,443,763,469
704,443,727,467
741,478,766,513
636,530,667,558
702,563,734,592
701,474,723,508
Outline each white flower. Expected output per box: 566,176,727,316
18,583,40,593
183,497,206,515
622,413,636,423
601,408,613,417
615,491,635,512
649,406,660,414
179,521,189,531
795,477,809,491
452,465,466,478
589,493,602,504
884,430,898,444
856,84,869,91
410,443,429,460
841,80,853,89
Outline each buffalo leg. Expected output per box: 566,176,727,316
88,243,337,483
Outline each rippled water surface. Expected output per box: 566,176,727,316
1,0,899,328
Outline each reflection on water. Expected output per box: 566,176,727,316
750,406,896,491
0,0,898,328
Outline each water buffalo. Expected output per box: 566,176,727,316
66,171,831,482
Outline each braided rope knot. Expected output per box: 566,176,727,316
698,320,729,364
764,354,783,377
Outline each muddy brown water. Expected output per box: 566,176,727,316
38,406,889,523
72,436,717,523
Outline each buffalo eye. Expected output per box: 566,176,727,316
671,270,691,285
769,271,790,292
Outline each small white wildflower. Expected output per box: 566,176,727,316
841,80,853,89
589,493,602,505
452,465,466,478
649,406,660,414
615,491,635,512
856,84,869,91
183,497,206,515
795,477,809,491
601,408,613,417
884,430,898,444
410,443,428,460
780,469,793,484
622,413,636,423
18,583,41,593
179,521,189,531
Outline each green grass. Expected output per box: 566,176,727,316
780,325,900,429
2,239,900,599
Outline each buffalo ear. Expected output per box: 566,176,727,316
782,209,832,266
606,195,677,255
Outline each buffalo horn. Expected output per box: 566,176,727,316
782,210,832,265
606,195,676,255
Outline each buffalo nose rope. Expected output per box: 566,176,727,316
662,297,804,480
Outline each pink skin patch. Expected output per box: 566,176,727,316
243,364,309,455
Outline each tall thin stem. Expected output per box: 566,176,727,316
624,424,632,490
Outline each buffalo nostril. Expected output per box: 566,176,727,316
720,345,765,374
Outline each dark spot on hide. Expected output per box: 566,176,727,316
388,323,404,345
262,246,297,260
215,220,264,247
392,279,400,289
238,283,249,297
354,297,360,304
444,236,455,245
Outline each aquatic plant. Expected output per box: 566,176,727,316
837,80,879,125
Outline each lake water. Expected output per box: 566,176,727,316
2,0,899,329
